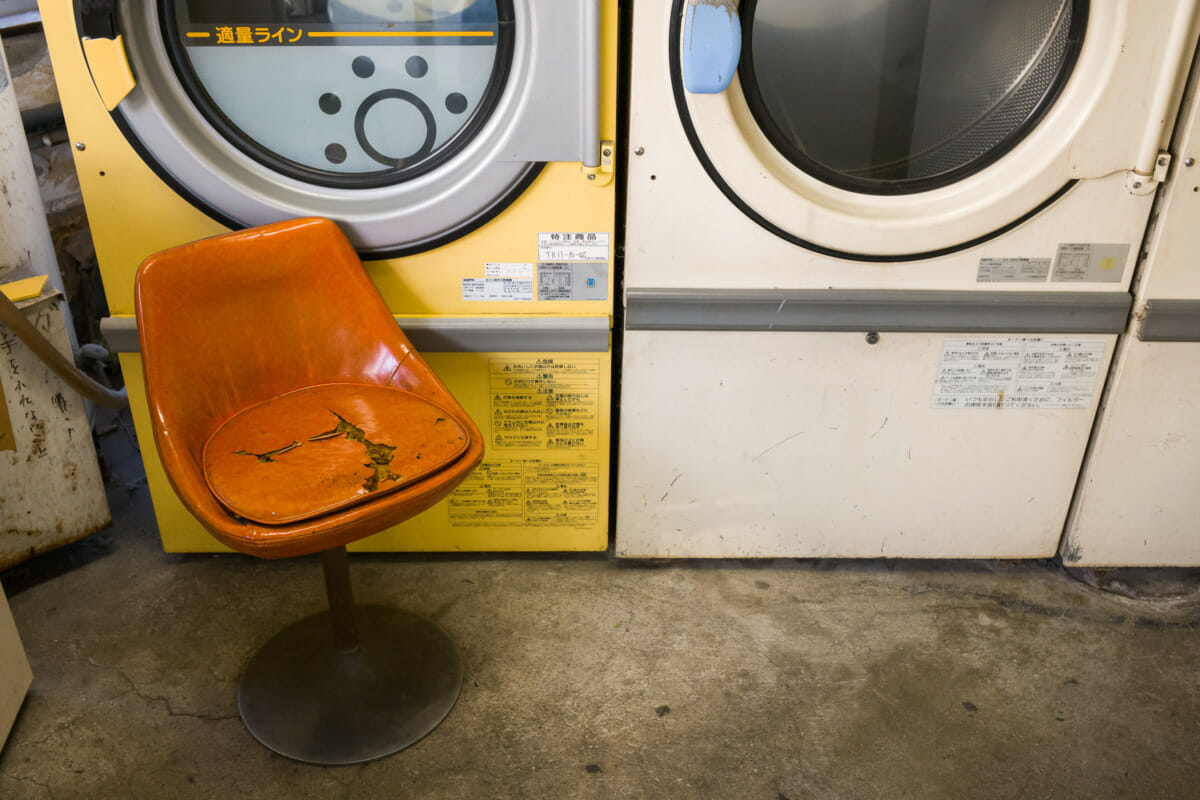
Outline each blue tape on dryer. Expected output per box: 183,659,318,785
682,0,741,94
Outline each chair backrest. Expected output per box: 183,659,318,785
135,218,416,467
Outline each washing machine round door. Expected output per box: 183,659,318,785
674,0,1105,259
108,0,539,256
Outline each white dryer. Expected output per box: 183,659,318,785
616,0,1200,558
1063,44,1200,567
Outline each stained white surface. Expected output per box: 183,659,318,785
1066,342,1200,565
1064,49,1200,566
616,1,1193,558
617,331,1112,559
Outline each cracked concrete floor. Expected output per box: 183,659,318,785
2,417,1199,799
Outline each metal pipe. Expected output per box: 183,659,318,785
321,546,360,653
0,33,77,351
0,289,127,407
579,0,601,167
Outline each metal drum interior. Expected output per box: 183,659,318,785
740,0,1087,194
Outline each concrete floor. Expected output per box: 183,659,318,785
1,417,1199,799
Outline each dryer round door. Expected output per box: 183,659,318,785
104,0,540,256
672,0,1118,260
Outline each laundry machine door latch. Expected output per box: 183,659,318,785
582,140,616,187
80,35,135,111
1126,152,1172,195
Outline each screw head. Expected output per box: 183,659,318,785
74,142,86,151
865,332,880,345
634,147,645,156
1187,158,1196,167
603,148,612,158
587,173,596,181
1132,181,1143,189
1158,156,1169,166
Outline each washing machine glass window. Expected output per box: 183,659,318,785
739,0,1087,195
164,0,514,188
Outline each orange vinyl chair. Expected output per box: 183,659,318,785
134,217,483,765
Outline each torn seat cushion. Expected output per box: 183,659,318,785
202,383,470,525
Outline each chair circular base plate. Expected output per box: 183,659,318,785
237,606,462,765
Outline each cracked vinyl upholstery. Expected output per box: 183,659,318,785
203,383,469,525
134,217,483,559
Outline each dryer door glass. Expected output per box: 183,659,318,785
166,0,513,187
740,0,1085,194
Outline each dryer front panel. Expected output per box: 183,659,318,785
662,0,1200,259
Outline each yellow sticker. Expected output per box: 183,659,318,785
448,460,600,528
1101,257,1116,271
488,358,600,450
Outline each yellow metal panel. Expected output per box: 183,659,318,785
120,349,610,553
46,0,619,553
41,0,620,321
39,0,231,317
0,276,48,302
81,35,135,111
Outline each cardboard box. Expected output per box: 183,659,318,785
0,584,31,750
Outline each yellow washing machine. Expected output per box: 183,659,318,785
39,0,617,553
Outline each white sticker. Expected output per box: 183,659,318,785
1051,243,1129,283
538,262,609,301
977,257,1051,283
932,338,1107,410
538,232,610,262
485,262,534,279
462,278,533,302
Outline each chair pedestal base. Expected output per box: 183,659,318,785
237,606,462,765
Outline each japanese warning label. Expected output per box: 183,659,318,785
1051,243,1129,283
448,460,601,528
462,278,533,302
976,257,1051,283
489,358,600,450
537,232,610,262
932,338,1107,409
538,262,609,301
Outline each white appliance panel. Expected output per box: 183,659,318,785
1064,342,1200,566
1063,49,1200,566
617,0,1197,559
617,331,1113,559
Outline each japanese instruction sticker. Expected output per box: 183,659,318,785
1051,243,1129,283
976,257,1051,283
448,460,601,528
462,278,533,302
538,262,608,301
488,358,600,449
932,337,1107,409
537,232,610,262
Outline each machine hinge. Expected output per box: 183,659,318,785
1126,152,1172,195
582,140,615,187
